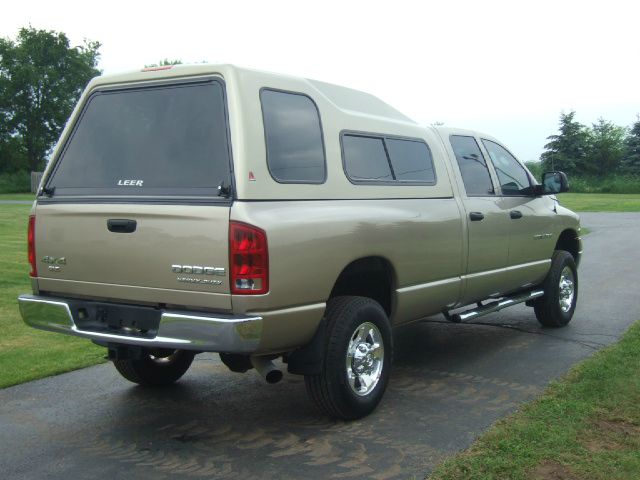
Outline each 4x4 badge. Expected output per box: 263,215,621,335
42,256,66,265
42,256,66,272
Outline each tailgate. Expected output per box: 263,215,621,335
35,203,232,309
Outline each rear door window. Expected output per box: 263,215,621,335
450,135,495,196
48,79,232,197
260,89,326,184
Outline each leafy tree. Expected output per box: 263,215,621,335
621,116,640,175
0,27,100,172
0,136,27,173
587,118,626,175
144,59,182,68
540,111,590,175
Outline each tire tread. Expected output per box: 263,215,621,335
305,296,392,420
534,250,578,328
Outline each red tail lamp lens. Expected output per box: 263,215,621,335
28,215,37,277
229,222,268,295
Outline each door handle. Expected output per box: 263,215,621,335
510,210,523,219
107,219,137,233
469,212,484,221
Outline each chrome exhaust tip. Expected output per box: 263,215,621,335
250,356,283,384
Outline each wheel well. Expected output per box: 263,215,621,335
555,229,581,266
329,257,395,317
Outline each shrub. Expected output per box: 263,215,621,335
524,161,542,180
0,171,31,194
569,175,640,194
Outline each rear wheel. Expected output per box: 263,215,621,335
534,250,578,327
305,296,393,420
113,349,195,386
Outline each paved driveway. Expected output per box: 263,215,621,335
1,212,639,479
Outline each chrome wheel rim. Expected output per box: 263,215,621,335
346,322,384,396
558,266,575,313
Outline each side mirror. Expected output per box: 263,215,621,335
540,171,569,195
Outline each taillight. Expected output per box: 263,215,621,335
229,222,268,295
28,215,37,277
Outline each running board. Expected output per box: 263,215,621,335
446,290,544,323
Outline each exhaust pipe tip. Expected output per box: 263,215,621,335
250,356,283,384
265,369,283,384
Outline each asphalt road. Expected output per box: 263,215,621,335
2,212,639,479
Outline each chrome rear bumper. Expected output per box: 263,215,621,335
17,294,262,353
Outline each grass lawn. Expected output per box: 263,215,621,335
0,193,35,201
559,193,640,212
429,321,640,480
0,203,105,389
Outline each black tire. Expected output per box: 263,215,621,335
305,296,393,420
113,349,195,386
534,250,578,327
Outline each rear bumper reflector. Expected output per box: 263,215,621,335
17,294,262,353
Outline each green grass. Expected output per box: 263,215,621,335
429,321,640,480
558,193,640,212
0,204,105,389
0,193,35,201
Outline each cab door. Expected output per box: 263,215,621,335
480,139,554,290
448,134,512,304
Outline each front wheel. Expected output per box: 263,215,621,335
534,250,578,327
305,296,393,420
113,349,195,386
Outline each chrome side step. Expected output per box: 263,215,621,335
445,290,544,323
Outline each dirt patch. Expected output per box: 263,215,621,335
529,460,579,480
594,418,640,437
583,437,622,453
582,418,640,452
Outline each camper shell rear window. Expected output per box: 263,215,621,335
45,78,232,198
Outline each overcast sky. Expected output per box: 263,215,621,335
3,0,639,161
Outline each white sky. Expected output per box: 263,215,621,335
3,0,639,161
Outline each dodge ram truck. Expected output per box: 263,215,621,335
18,64,581,419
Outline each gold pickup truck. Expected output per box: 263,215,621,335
18,64,581,420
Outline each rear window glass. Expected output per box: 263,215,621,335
342,133,435,184
260,89,326,183
48,80,232,197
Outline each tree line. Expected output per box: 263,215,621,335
0,27,187,178
540,111,640,177
1,27,639,184
0,27,101,174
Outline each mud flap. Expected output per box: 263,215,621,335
286,319,327,375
